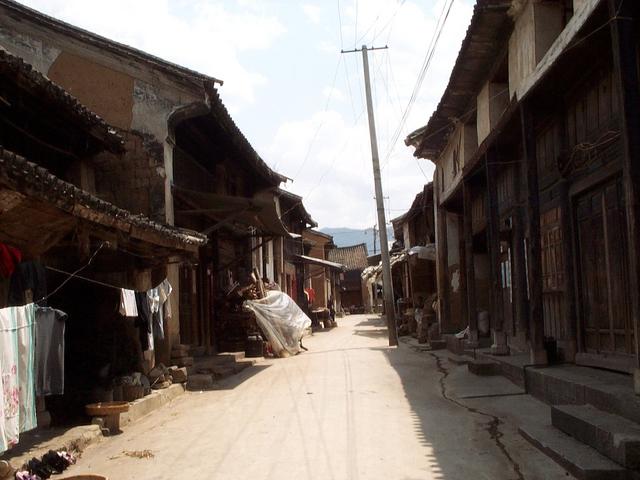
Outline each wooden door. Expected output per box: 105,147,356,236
576,178,633,356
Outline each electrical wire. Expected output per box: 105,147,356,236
381,0,455,171
293,55,344,180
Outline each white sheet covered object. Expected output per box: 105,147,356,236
243,291,311,357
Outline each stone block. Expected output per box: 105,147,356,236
468,359,499,376
173,356,193,368
552,404,640,470
168,366,187,383
186,374,214,391
519,424,626,480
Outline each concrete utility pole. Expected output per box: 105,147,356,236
342,44,397,346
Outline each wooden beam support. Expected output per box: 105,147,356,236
435,182,452,333
512,153,529,349
609,0,640,390
463,180,478,346
520,104,547,364
485,152,508,354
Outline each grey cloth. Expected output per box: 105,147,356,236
35,307,67,396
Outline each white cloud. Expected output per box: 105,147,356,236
267,0,474,228
322,86,346,102
302,4,322,25
19,0,286,106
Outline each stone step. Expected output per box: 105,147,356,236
552,404,640,470
186,374,214,391
445,353,475,366
173,356,194,368
467,359,500,376
519,424,628,480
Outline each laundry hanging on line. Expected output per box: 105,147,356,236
0,303,37,454
34,307,67,397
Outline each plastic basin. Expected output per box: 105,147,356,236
85,401,129,417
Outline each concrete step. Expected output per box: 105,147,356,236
445,353,475,366
519,424,629,480
467,359,500,376
552,404,640,470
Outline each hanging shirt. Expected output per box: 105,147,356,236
153,280,173,340
0,303,36,454
119,289,138,317
34,307,67,396
134,291,152,351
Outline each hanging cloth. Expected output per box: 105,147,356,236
0,303,36,454
35,307,67,396
0,244,21,279
119,289,138,317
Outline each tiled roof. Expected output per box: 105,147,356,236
0,48,124,153
277,189,317,227
327,243,369,271
0,146,207,249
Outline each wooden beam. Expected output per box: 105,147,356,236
520,104,547,364
609,0,640,382
463,180,478,346
485,152,507,354
435,190,452,333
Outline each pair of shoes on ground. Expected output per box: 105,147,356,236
15,450,76,480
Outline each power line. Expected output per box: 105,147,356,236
293,55,343,180
381,0,455,171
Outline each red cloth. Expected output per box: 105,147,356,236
304,287,316,304
0,243,22,278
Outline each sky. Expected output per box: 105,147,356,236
19,0,474,229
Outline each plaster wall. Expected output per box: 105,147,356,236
508,0,564,95
477,82,509,144
438,123,477,203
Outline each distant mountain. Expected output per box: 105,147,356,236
320,226,395,255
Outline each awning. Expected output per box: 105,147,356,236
173,185,293,237
294,254,346,271
0,147,206,258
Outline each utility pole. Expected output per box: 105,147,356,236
372,224,378,255
342,44,397,346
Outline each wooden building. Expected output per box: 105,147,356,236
328,243,369,313
406,0,640,382
0,48,205,423
0,0,295,358
391,183,437,308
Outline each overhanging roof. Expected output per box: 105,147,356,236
173,185,293,237
294,255,346,271
0,48,124,153
0,146,206,256
277,189,317,228
405,1,512,159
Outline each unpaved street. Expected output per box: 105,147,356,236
64,315,571,479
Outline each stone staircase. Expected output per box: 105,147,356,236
185,352,262,391
459,354,640,478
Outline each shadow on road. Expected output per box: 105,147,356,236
213,364,272,391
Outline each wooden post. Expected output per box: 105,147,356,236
463,181,478,346
520,104,547,365
485,152,508,354
558,179,577,361
609,0,640,391
512,153,529,349
458,213,469,340
435,197,452,333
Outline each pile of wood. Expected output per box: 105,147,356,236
232,268,266,301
